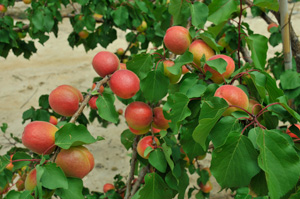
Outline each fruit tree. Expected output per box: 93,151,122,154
1,0,300,199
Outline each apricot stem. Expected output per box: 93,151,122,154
228,104,253,117
256,102,282,118
121,33,140,61
241,121,255,134
124,135,141,199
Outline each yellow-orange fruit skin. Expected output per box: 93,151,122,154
125,102,153,130
152,107,170,130
22,121,58,155
189,40,215,69
203,54,235,84
49,116,58,125
128,126,149,135
92,51,120,77
25,169,37,191
49,85,83,117
137,136,160,159
214,85,249,116
163,26,192,55
55,146,94,179
103,183,115,193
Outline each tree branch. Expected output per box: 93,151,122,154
130,166,148,197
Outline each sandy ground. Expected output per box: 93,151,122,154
1,2,300,198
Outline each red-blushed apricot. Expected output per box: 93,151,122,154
25,169,37,191
0,4,7,13
49,115,58,125
92,83,105,94
117,108,123,115
125,102,153,130
78,30,89,39
16,178,25,191
248,99,262,115
163,60,182,84
22,121,58,155
128,126,149,135
268,23,278,32
92,51,120,77
23,0,32,4
5,155,13,171
151,126,161,134
203,54,235,84
109,70,140,99
287,124,300,139
88,96,98,110
55,146,94,179
103,183,115,193
137,136,160,159
119,63,127,70
152,107,170,129
214,85,249,116
182,65,190,74
199,181,213,193
116,48,124,56
164,26,192,55
49,85,83,117
189,40,215,69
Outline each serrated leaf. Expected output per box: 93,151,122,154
140,70,169,103
190,2,208,29
257,130,300,199
253,0,279,11
55,178,84,199
208,0,238,25
97,92,119,123
55,123,98,149
163,93,191,133
149,148,167,173
135,173,173,199
211,132,260,188
245,34,268,70
127,54,153,79
192,97,228,150
41,163,68,189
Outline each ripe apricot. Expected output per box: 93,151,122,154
125,102,153,130
164,26,192,55
137,136,160,159
92,51,120,77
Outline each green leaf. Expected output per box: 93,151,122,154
55,123,99,149
253,0,279,11
205,57,228,74
127,54,153,80
190,2,208,29
38,95,49,109
41,163,68,189
55,178,84,199
121,129,136,150
211,132,260,188
198,32,221,53
97,92,119,123
192,97,228,150
11,152,32,170
149,148,167,173
245,34,268,70
167,51,194,75
280,70,300,90
44,8,54,32
277,96,300,122
250,170,269,196
32,10,44,31
169,0,190,26
163,93,191,133
210,116,241,148
186,84,207,99
111,6,129,27
0,155,10,172
140,70,169,103
135,173,173,199
257,130,300,199
162,143,174,171
208,0,239,25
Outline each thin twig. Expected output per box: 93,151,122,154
130,165,149,197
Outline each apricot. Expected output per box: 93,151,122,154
91,83,104,94
0,4,7,13
287,124,300,139
88,96,98,110
103,183,115,193
199,181,213,193
49,115,58,125
129,126,149,135
49,85,83,117
137,136,160,159
92,51,120,77
163,60,182,84
151,126,161,134
248,99,262,115
152,107,170,129
55,146,94,179
203,54,235,84
137,21,147,32
93,13,103,21
119,63,127,70
23,0,32,4
164,26,192,55
117,48,124,56
189,40,215,69
16,178,25,191
217,36,229,48
78,30,89,39
214,85,249,116
182,65,190,74
22,121,58,155
25,169,37,191
109,70,140,99
118,108,123,115
125,102,153,130
268,23,278,32
5,155,13,171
